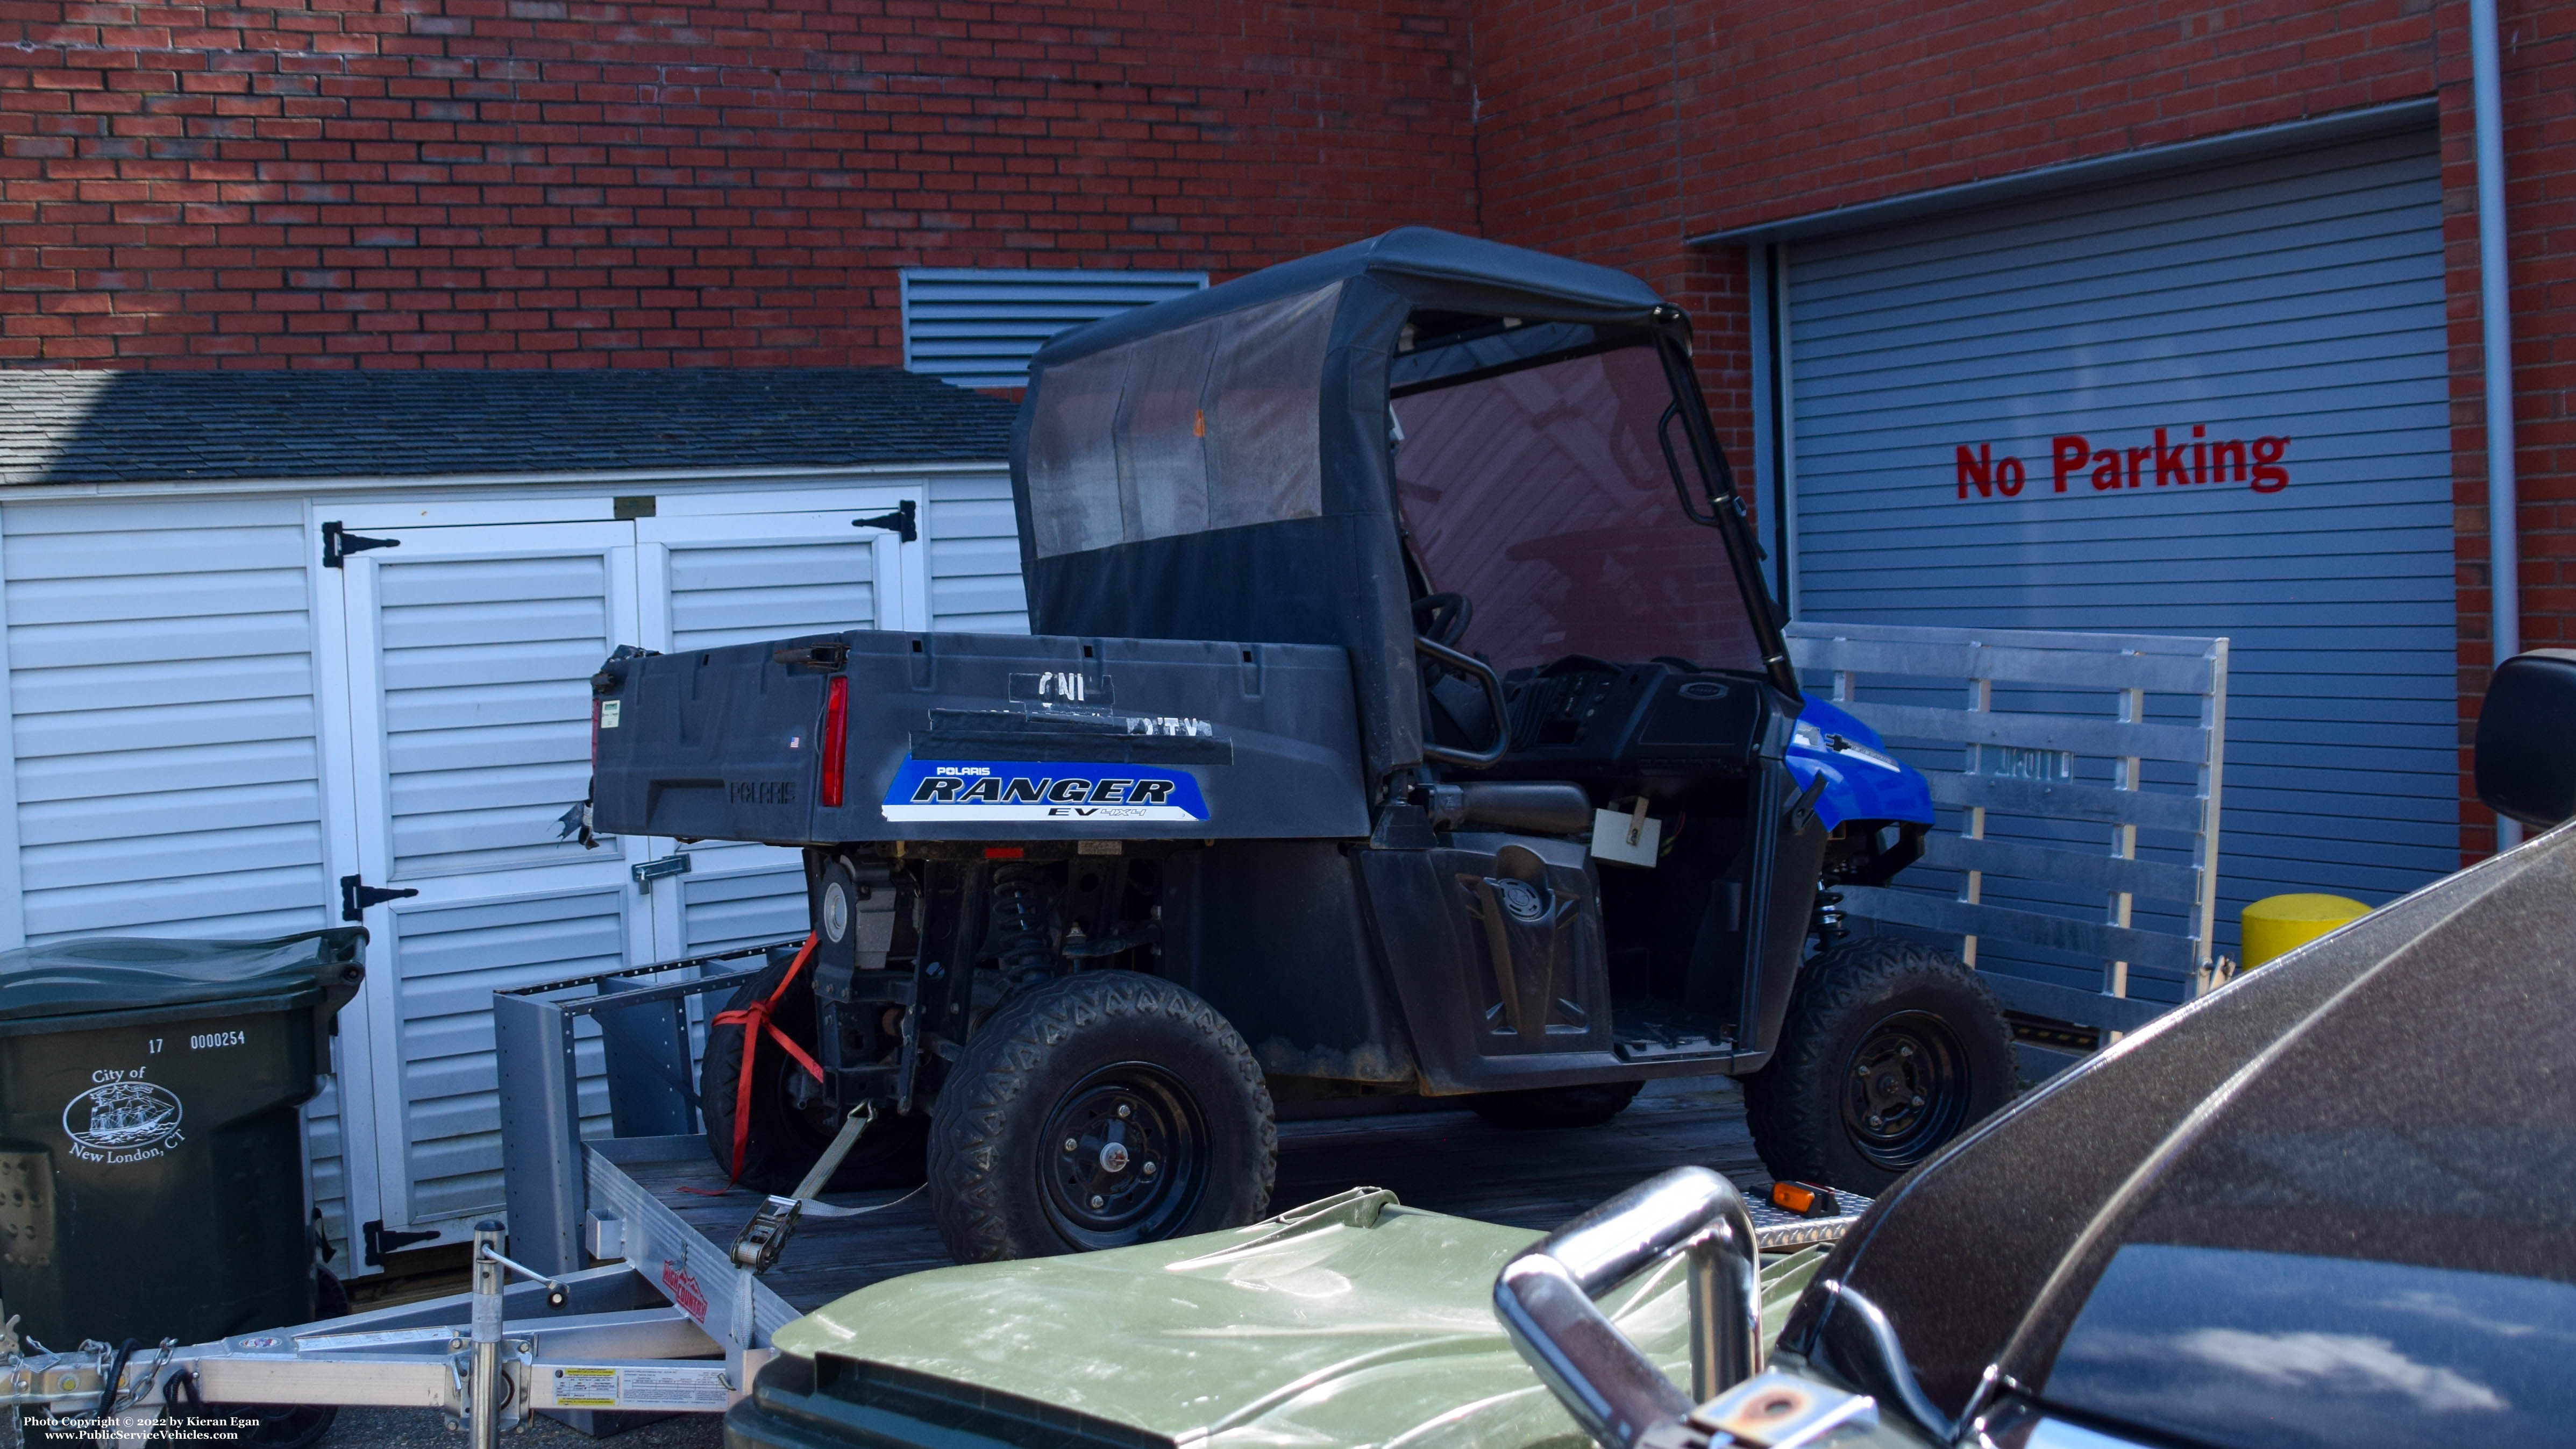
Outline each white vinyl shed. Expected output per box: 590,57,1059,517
0,367,1026,1275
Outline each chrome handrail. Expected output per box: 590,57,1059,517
1493,1166,1762,1449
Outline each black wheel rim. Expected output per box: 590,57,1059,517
780,1073,844,1153
1037,1061,1207,1249
1840,1010,1969,1171
753,1017,846,1155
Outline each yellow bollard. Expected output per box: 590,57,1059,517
2241,893,2371,969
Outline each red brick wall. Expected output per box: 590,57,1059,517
1465,0,2572,863
0,0,1476,368
6,0,2569,856
2440,4,2576,856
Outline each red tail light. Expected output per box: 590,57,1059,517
819,675,849,807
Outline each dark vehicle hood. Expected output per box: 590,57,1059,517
1780,820,2576,1448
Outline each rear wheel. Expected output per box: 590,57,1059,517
1467,1079,1643,1130
928,971,1274,1262
1744,937,2013,1194
700,956,927,1192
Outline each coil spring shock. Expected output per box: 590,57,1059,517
983,863,1058,984
1812,887,1849,945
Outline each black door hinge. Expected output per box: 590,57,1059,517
322,521,402,568
852,500,917,543
340,873,421,922
362,1219,439,1266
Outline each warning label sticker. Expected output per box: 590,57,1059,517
549,1365,731,1410
552,1368,618,1409
620,1366,731,1409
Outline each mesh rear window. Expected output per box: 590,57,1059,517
1026,284,1340,558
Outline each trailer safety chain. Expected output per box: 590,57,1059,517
0,1311,171,1442
103,1338,175,1416
703,933,823,1188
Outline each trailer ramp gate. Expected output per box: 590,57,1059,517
1785,620,2228,1040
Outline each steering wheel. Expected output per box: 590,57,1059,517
1412,592,1474,648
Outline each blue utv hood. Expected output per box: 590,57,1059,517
1786,698,1933,830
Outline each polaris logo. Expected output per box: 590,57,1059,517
728,779,797,805
881,758,1206,823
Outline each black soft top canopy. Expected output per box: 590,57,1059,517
1010,228,1740,791
1028,228,1677,372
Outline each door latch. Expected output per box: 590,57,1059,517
633,853,692,894
851,500,918,542
321,521,402,567
362,1219,439,1265
340,873,421,921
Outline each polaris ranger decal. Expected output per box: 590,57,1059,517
881,759,1208,822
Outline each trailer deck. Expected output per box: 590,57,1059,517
612,1078,1772,1313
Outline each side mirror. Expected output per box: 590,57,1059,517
2475,650,2576,830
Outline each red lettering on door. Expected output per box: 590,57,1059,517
2153,428,2188,487
2051,435,2089,493
2251,436,2290,493
1955,443,1994,500
1947,428,2292,500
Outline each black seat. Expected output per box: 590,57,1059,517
1427,780,1593,836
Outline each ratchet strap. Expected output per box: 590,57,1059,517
698,932,824,1190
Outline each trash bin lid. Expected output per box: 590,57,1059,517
0,927,365,1022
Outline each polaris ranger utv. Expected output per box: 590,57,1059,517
587,228,2012,1262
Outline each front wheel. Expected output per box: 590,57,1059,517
1743,938,2014,1194
928,971,1275,1262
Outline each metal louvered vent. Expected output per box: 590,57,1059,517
900,268,1208,389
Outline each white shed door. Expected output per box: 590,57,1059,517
326,490,924,1242
638,503,919,956
337,521,656,1232
1782,127,2453,993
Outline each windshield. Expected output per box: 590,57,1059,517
1390,341,1767,676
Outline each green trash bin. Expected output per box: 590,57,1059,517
0,928,365,1348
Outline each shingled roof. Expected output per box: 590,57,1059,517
0,368,1019,487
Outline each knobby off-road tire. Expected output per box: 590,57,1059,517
699,957,928,1193
1468,1079,1645,1130
928,970,1276,1263
1744,937,2014,1195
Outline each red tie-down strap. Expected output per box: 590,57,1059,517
691,933,824,1191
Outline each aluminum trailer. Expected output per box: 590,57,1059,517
2,940,1865,1444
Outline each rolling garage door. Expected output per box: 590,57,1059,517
1782,127,2454,985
